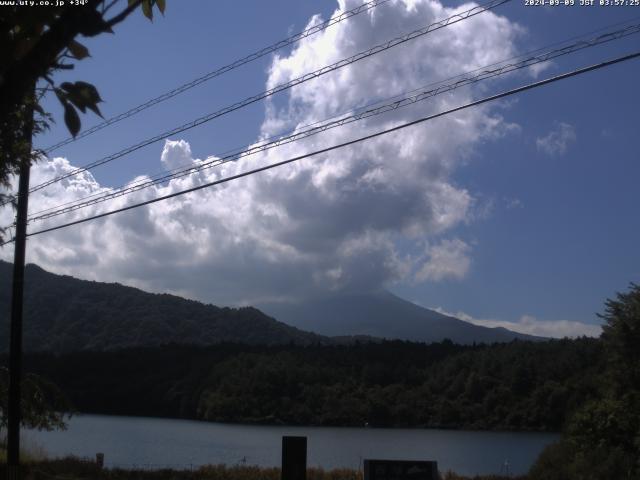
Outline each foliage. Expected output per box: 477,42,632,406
0,0,165,240
0,367,71,431
191,340,600,430
600,283,640,392
529,284,640,479
0,438,47,463
11,337,603,432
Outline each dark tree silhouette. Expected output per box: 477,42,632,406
530,284,640,480
0,0,165,239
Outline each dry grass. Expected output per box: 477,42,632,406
0,443,48,464
441,471,527,480
10,458,365,480
1,457,525,480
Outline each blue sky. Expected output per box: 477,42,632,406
3,0,639,337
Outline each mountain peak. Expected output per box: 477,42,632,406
258,290,542,344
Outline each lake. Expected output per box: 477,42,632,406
25,414,558,476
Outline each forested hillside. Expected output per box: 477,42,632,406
0,261,326,352
18,338,603,432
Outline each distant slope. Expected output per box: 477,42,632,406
259,290,542,344
0,261,326,352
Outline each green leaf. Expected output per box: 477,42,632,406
63,102,81,138
33,104,46,116
59,82,74,93
60,82,85,113
73,81,103,103
68,40,90,60
60,81,104,118
54,88,68,105
142,0,153,20
156,0,166,14
86,102,103,118
78,8,112,37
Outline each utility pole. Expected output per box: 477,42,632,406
7,94,34,479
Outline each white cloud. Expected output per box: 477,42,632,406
160,139,195,171
504,196,523,210
433,307,602,338
536,122,576,156
415,238,471,281
1,0,523,306
528,60,553,79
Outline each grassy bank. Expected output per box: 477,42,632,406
3,457,526,480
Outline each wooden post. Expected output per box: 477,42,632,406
7,91,34,479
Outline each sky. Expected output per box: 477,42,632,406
1,0,639,338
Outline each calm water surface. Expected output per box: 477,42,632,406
26,414,558,476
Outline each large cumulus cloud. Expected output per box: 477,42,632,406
1,0,522,306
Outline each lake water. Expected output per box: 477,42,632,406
25,414,558,476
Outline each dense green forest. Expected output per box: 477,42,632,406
12,337,602,432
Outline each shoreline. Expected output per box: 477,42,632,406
57,411,562,435
25,415,555,476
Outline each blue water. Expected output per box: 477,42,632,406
25,414,558,476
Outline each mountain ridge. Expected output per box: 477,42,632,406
0,260,327,352
258,290,542,344
0,260,541,352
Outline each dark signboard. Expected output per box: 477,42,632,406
364,459,439,480
281,436,307,480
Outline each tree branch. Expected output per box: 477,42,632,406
105,0,143,28
103,0,121,14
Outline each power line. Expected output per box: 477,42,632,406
21,0,511,198
29,15,640,221
25,22,640,223
40,0,394,155
2,50,635,245
31,13,640,213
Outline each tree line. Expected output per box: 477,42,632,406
10,337,603,432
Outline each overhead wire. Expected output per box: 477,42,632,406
40,0,394,155
28,15,640,222
18,0,512,200
0,49,635,246
24,21,640,223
